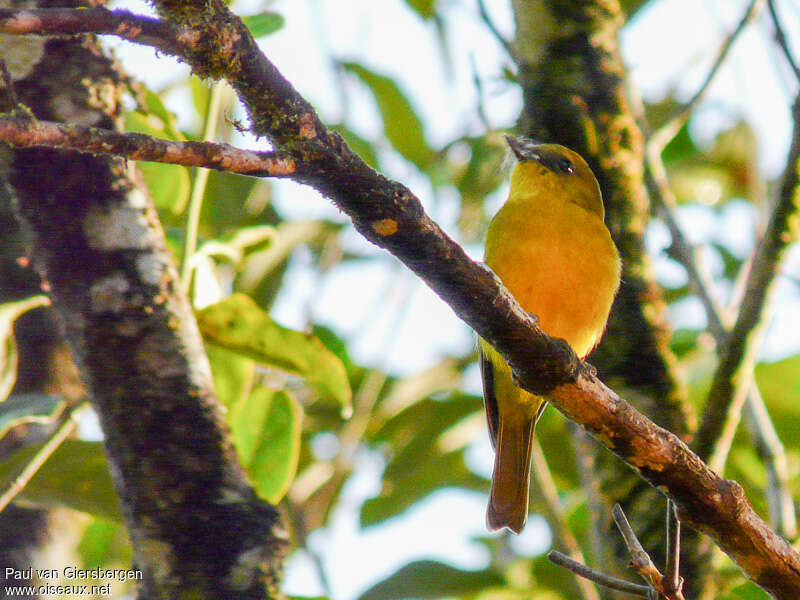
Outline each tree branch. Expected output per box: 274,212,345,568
0,7,188,55
0,114,296,177
2,3,800,596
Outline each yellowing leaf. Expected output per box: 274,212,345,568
197,294,352,413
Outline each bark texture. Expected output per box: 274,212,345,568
2,8,286,599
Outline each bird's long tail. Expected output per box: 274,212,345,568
486,415,535,534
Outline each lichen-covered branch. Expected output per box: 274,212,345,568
1,3,800,596
1,4,285,598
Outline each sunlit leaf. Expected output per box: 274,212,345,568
0,440,121,521
231,387,302,503
0,295,49,403
357,560,503,600
341,62,433,169
754,354,800,451
242,12,285,38
205,343,254,409
197,294,352,413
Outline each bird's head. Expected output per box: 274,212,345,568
505,135,605,220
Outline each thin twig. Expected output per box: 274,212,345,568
665,501,683,597
613,504,663,586
743,386,797,537
613,504,687,600
547,551,651,597
0,7,188,55
0,403,85,513
476,0,517,64
768,0,800,82
181,81,225,294
469,53,492,131
648,0,765,154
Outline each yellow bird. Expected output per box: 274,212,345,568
479,136,621,533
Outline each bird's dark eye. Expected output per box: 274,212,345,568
558,158,574,174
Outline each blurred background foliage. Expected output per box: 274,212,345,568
0,0,798,599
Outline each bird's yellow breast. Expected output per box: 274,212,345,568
484,194,620,358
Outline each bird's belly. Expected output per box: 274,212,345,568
486,228,618,358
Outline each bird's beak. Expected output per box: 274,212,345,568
504,134,526,161
504,134,541,163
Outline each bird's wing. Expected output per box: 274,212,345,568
479,348,499,450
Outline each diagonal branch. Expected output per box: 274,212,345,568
2,3,800,596
693,97,800,470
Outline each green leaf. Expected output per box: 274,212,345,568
197,294,352,413
0,393,64,440
448,135,510,240
242,12,285,38
201,170,263,235
205,343,254,409
404,0,436,19
720,582,771,600
77,518,131,570
231,387,302,503
357,560,503,600
361,448,485,526
341,62,433,169
0,440,121,521
754,354,800,450
0,295,49,403
124,111,191,214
